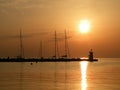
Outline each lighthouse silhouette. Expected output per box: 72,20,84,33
89,49,93,61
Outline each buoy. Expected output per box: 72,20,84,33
30,63,33,65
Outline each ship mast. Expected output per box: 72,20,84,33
65,30,67,58
39,41,43,59
63,30,70,58
54,31,59,59
65,30,70,57
54,31,57,59
19,29,24,59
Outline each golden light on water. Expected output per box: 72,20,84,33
79,20,91,33
80,61,88,90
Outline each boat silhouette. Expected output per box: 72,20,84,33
0,30,98,62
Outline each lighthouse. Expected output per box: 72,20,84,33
89,49,93,61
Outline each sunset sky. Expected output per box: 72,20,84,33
0,0,120,58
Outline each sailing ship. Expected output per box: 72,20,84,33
0,30,98,62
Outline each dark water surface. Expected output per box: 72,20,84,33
0,58,120,90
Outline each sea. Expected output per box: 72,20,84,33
0,58,120,90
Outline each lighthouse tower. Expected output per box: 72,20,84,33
89,49,93,61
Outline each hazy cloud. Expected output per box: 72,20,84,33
0,0,51,15
0,31,49,40
0,0,85,16
0,0,76,10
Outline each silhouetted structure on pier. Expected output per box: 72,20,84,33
89,49,93,61
0,30,98,62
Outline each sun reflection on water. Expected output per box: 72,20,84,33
80,61,88,90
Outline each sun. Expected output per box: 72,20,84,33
79,20,91,33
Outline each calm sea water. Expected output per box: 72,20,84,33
0,58,120,90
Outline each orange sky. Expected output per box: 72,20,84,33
0,0,120,58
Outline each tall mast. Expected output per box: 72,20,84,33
64,30,70,58
40,41,43,58
54,31,57,59
20,29,24,58
65,30,67,57
66,30,70,57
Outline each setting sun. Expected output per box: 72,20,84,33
79,20,91,33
